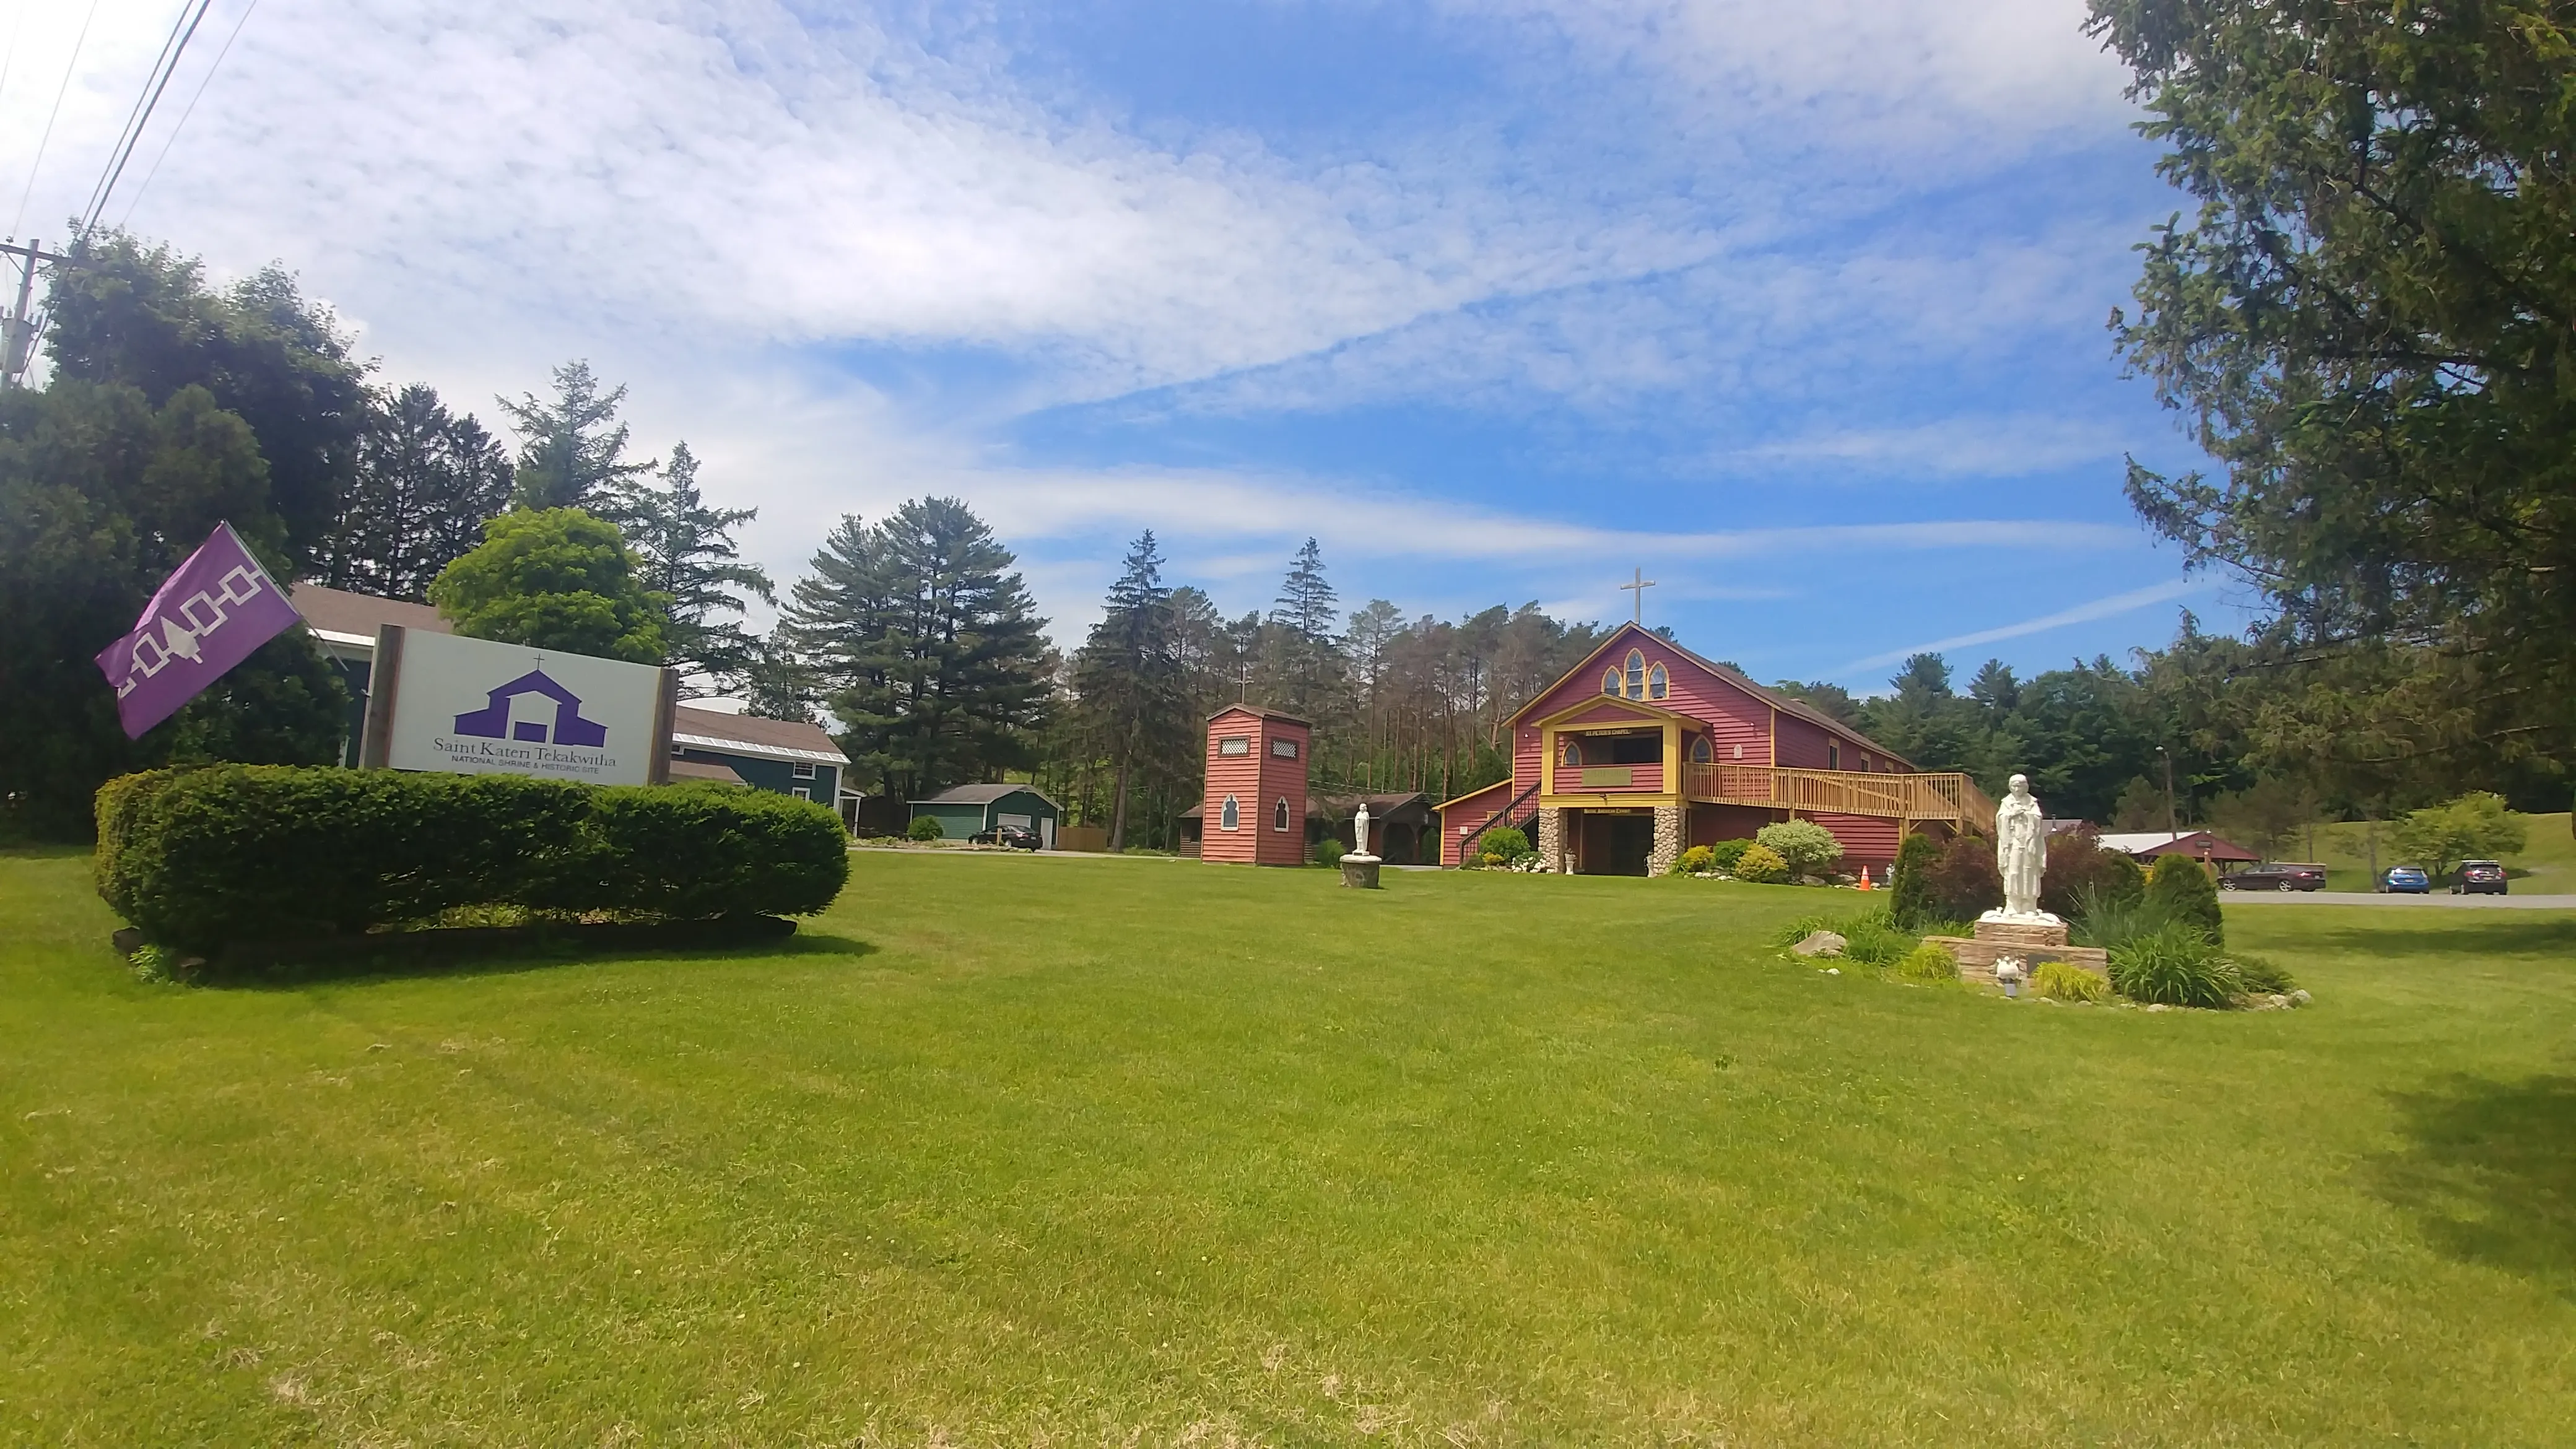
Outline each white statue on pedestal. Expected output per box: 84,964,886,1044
1349,801,1377,861
1983,773,2058,925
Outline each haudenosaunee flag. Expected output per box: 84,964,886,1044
94,521,306,739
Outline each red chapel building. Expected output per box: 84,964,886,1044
1434,622,1995,877
1197,705,1313,867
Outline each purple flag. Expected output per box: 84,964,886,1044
94,521,305,739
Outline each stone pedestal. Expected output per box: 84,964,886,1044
1339,855,1383,889
1923,916,2108,985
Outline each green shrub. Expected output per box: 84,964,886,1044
95,766,850,954
2032,960,2109,1003
2145,854,2225,948
2230,953,2297,994
1894,942,1959,985
1888,832,1941,928
1670,844,1717,876
1479,825,1531,861
1732,842,1791,884
1756,820,1843,879
1706,838,1754,871
1315,838,1347,868
907,814,945,842
2108,924,2242,1007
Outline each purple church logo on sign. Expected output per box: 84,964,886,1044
452,669,611,747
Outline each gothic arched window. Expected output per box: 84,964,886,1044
1220,794,1240,831
1603,668,1620,697
1273,797,1291,832
1624,650,1646,699
1562,738,1583,767
1648,662,1669,700
1689,735,1713,764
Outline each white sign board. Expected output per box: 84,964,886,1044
364,627,668,786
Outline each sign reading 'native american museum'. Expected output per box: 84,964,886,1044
360,627,672,787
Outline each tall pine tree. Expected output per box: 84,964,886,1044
497,361,653,511
1266,536,1346,720
617,442,773,692
311,383,512,601
778,499,1051,797
1073,532,1191,850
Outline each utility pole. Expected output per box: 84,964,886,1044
2157,745,2177,842
1,240,70,390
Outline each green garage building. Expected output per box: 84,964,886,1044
909,784,1060,846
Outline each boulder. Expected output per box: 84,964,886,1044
1790,930,1847,959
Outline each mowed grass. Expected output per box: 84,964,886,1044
6,850,2576,1446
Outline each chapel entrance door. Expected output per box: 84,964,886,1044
1580,811,1653,876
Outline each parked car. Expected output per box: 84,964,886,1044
2453,859,2509,895
2378,866,2432,894
968,823,1043,850
2219,862,2327,892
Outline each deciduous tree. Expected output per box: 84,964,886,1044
429,508,668,663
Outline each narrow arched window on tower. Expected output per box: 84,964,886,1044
1625,650,1646,698
1648,662,1668,700
1273,796,1291,832
1220,794,1240,831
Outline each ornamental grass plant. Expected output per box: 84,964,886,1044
2107,923,2243,1009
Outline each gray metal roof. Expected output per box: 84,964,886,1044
913,783,1059,808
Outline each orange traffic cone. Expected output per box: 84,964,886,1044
1857,867,1874,891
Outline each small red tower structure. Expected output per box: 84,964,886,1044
1199,705,1310,866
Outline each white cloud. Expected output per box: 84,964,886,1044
1834,577,2202,674
1733,414,2130,479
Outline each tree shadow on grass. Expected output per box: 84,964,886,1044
2302,918,2576,961
2370,1074,2576,1298
201,921,877,990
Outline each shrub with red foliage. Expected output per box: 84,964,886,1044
1920,833,2001,921
2042,825,2146,918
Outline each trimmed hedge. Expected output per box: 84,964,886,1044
97,765,850,953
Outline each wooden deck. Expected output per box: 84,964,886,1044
1681,764,1996,832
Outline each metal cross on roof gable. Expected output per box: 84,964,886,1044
1619,567,1657,624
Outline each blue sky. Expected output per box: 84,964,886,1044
0,0,2246,692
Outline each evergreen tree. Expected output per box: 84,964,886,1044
311,383,513,601
1266,537,1346,718
2144,853,2224,948
1072,532,1191,850
617,442,773,692
780,499,1051,798
496,361,654,511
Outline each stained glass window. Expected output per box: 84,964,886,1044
1648,663,1668,700
1603,668,1620,696
1625,650,1646,699
1273,797,1291,832
1689,736,1712,764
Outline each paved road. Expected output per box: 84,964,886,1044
2224,889,2576,909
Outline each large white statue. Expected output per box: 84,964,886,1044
1989,773,2053,921
1350,801,1375,860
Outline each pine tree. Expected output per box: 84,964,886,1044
1267,537,1346,720
311,383,513,601
778,499,1051,798
1073,532,1191,850
616,442,774,692
496,361,655,511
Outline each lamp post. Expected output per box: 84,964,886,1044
2157,745,2177,842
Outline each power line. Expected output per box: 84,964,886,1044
82,0,217,235
11,0,105,242
120,0,262,227
82,1,202,228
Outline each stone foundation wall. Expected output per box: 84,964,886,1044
1648,804,1682,877
1537,807,1565,872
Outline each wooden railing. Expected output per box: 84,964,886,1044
1681,764,1997,831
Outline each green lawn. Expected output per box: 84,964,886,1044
6,850,2575,1445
